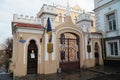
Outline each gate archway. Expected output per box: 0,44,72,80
27,40,38,74
59,32,80,70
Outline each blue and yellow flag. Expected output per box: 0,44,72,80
45,17,52,42
46,17,52,35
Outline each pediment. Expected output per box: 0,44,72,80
56,16,82,32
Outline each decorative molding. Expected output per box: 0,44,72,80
105,40,120,57
94,0,119,12
16,27,43,34
13,14,42,25
24,36,41,64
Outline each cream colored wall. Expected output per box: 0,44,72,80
90,16,96,28
86,59,95,67
92,38,104,66
83,38,104,67
12,32,44,76
13,32,58,76
42,36,58,74
55,8,80,23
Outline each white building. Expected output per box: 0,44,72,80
94,0,120,64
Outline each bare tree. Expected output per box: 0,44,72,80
0,37,13,72
1,37,13,58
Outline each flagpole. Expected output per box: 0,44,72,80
40,17,51,43
40,27,46,43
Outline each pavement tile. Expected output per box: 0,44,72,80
4,65,120,80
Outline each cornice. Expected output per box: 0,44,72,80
94,0,119,12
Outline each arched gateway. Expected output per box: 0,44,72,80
55,16,84,71
59,32,80,70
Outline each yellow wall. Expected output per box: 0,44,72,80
55,8,80,23
12,32,43,76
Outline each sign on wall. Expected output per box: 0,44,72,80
47,43,53,53
87,44,91,53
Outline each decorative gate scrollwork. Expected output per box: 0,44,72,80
59,33,80,70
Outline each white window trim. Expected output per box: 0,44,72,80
106,40,120,57
105,10,118,32
108,19,115,31
107,13,115,31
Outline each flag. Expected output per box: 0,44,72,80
46,17,52,42
46,17,52,35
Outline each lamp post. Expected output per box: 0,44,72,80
19,34,26,44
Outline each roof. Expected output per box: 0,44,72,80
14,23,43,29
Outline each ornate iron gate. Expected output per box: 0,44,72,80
59,33,80,70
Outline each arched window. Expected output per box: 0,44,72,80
59,13,62,22
74,16,77,22
60,33,65,44
64,14,66,22
95,42,99,52
91,20,93,27
94,42,99,58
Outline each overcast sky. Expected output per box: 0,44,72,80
0,0,94,45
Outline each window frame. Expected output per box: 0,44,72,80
106,12,116,31
105,10,118,32
109,42,118,56
106,40,120,57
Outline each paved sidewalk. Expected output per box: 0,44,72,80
14,70,103,80
88,74,120,80
2,65,120,80
87,65,120,74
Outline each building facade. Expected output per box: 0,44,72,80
11,4,103,76
94,0,120,64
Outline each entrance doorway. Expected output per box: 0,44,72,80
27,40,38,74
94,42,99,66
59,33,80,71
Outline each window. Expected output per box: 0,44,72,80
60,33,65,44
106,13,116,31
91,20,93,27
59,13,62,22
109,42,118,56
74,16,77,22
64,14,66,22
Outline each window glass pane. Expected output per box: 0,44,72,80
91,20,93,27
107,13,116,31
113,19,116,30
109,21,112,30
114,42,118,56
110,43,114,55
60,34,65,44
